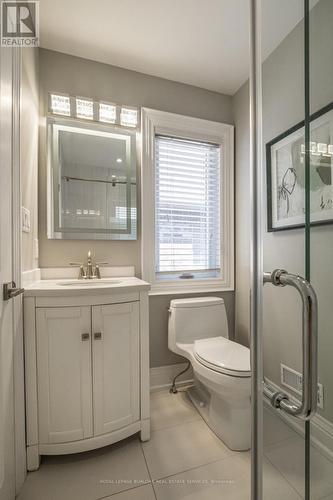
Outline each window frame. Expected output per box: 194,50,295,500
141,108,234,295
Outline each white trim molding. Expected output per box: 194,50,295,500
150,363,194,392
141,108,234,295
13,47,27,493
265,378,333,462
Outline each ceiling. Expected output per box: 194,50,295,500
39,0,308,96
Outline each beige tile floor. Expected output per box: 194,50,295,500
265,434,333,499
263,407,333,500
17,388,333,500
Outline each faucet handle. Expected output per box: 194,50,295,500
95,262,109,266
78,266,86,279
94,265,101,280
69,262,86,279
94,263,108,279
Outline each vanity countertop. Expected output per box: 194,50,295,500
24,276,150,297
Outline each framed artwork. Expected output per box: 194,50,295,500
266,102,333,231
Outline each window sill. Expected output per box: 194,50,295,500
148,283,235,296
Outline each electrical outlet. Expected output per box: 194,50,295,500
22,207,31,233
34,238,39,260
317,382,324,409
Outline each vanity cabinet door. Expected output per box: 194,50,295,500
92,302,140,436
36,307,93,444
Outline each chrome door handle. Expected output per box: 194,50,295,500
3,281,25,301
263,269,318,420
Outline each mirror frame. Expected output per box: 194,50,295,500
46,116,138,240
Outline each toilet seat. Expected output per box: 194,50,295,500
194,337,251,378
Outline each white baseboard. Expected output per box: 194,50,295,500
150,363,193,392
265,378,333,461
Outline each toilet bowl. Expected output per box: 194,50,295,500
168,297,251,451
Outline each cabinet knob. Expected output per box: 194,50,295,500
94,332,102,340
81,333,90,341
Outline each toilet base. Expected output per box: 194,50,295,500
187,383,251,451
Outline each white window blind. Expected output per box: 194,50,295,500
155,135,221,281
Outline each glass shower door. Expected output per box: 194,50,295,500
309,1,333,498
254,0,333,498
260,0,310,487
255,0,329,499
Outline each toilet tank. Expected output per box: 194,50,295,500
168,297,229,352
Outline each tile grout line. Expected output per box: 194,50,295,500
264,452,304,499
263,435,299,453
139,440,158,500
144,393,240,496
145,450,247,484
149,414,225,443
74,436,155,500
146,449,306,499
150,414,202,434
145,399,247,486
94,482,152,500
319,491,333,500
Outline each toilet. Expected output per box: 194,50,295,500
168,296,251,451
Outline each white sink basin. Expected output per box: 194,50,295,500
58,279,121,286
24,275,150,297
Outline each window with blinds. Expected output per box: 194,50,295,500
155,135,221,281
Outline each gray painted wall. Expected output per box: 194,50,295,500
232,80,250,349
233,0,333,422
38,49,235,367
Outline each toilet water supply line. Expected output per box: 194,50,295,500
169,361,191,394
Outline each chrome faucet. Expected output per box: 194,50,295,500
86,250,94,279
70,251,108,279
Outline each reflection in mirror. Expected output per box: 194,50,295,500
47,118,137,240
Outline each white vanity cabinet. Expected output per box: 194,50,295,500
36,306,93,445
92,302,140,436
24,278,150,471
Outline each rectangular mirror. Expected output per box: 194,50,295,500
47,117,137,240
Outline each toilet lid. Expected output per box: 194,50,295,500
194,337,251,377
